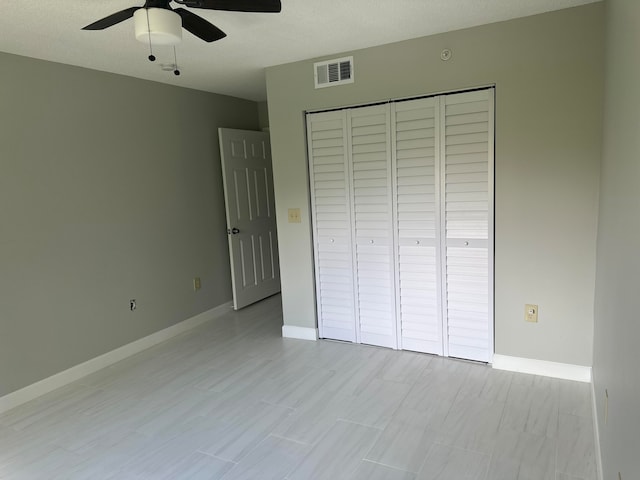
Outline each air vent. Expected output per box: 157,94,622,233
314,56,354,89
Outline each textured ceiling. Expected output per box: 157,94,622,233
0,0,600,101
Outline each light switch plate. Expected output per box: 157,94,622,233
288,208,301,223
193,277,201,291
525,304,538,322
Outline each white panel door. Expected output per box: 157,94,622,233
440,90,494,362
307,112,356,342
348,105,397,348
219,128,281,310
392,98,443,355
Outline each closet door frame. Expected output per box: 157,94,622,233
489,92,495,362
487,89,496,363
488,91,495,363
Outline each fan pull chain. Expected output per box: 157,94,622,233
145,9,156,62
173,46,181,76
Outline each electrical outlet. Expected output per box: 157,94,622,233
525,304,538,322
193,277,201,291
288,208,301,223
130,299,136,311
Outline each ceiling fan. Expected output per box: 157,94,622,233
82,0,282,44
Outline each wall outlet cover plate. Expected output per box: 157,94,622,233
525,304,538,322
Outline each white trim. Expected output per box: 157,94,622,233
591,375,603,480
492,354,592,383
305,84,497,115
487,88,495,364
0,302,233,415
282,325,318,341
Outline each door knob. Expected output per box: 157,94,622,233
228,227,240,235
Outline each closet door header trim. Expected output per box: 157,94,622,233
305,85,496,116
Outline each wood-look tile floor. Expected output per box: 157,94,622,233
0,295,598,479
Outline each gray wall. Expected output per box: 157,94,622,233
593,0,640,476
0,52,259,397
266,4,603,366
257,101,270,130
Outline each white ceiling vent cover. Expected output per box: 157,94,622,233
314,56,354,89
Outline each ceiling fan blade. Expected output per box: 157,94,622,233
180,0,281,13
82,7,140,30
174,8,227,42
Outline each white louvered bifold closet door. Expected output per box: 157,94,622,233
307,88,494,362
392,99,443,355
348,105,397,348
441,89,494,362
307,111,356,342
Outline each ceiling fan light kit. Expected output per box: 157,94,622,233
83,0,282,76
83,1,281,43
134,8,182,45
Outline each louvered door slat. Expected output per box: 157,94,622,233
349,105,396,348
308,111,356,342
442,89,494,362
393,98,442,355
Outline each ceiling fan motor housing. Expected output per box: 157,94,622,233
134,8,182,45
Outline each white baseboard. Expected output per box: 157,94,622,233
492,354,592,383
0,301,233,415
591,376,603,480
282,325,318,341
